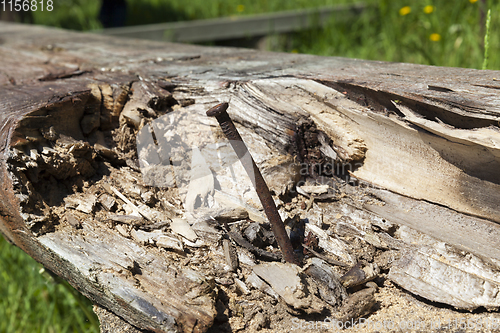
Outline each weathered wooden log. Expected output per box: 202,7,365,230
2,22,500,332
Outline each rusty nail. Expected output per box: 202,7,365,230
207,102,300,266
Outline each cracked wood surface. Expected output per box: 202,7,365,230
1,22,500,332
3,23,499,222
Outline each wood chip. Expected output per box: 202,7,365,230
115,224,130,238
253,262,324,312
305,223,354,265
234,278,250,295
75,194,96,214
340,262,379,288
105,184,151,221
246,272,279,299
65,212,81,229
108,214,145,227
170,218,198,242
226,228,281,261
223,239,239,272
337,287,377,323
297,185,329,195
156,235,184,253
304,258,346,307
130,229,165,246
99,193,117,211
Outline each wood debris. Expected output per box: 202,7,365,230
222,239,239,272
6,85,500,331
253,262,324,313
170,218,198,242
2,23,500,333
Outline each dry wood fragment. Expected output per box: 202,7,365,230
305,224,354,265
339,262,379,288
234,278,250,295
253,262,324,313
222,239,239,272
226,227,282,261
304,258,347,307
170,218,198,242
389,226,500,310
337,287,377,323
246,272,280,299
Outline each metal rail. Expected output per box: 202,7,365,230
96,4,365,43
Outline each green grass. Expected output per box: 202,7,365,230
33,0,102,31
124,0,358,25
30,0,357,30
0,235,99,333
285,0,497,69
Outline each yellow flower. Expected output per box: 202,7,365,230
469,0,478,3
399,6,411,16
430,33,441,41
423,5,434,14
237,4,245,12
291,49,299,54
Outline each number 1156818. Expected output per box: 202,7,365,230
1,0,53,11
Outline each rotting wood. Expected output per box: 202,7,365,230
1,22,500,332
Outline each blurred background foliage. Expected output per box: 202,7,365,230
0,236,99,333
0,0,496,332
29,0,497,69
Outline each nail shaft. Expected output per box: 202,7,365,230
207,102,299,265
